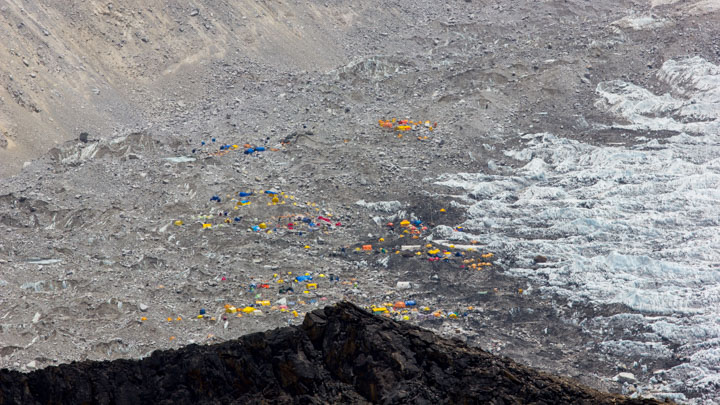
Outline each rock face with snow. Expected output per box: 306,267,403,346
0,303,662,405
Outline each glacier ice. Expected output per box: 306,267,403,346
437,57,720,403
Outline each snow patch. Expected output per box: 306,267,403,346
612,15,668,30
355,200,404,213
164,156,196,163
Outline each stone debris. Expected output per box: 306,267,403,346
0,0,717,402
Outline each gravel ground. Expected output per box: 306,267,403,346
1,0,718,402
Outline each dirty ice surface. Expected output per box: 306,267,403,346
437,57,720,403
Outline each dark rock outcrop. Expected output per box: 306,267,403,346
0,302,665,404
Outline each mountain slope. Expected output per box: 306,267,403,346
0,0,402,177
0,302,663,405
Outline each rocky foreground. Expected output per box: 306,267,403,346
0,302,665,405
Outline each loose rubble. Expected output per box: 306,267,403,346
1,0,718,403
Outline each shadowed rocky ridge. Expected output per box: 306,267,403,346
0,302,665,405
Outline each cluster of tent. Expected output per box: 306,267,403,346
230,272,352,317
385,219,430,239
369,302,473,321
172,188,341,234
146,271,351,327
353,239,495,270
348,213,496,270
378,118,438,140
191,137,279,157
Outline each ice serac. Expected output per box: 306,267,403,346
437,57,720,403
0,302,661,405
595,57,720,134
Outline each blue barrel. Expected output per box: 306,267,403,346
405,300,417,306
